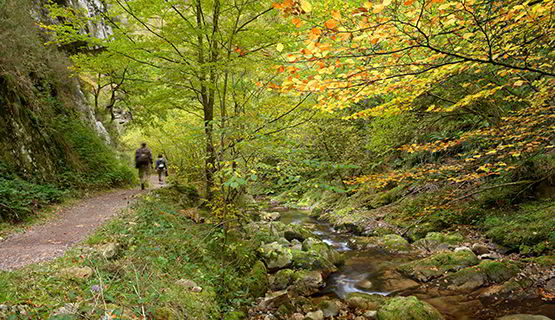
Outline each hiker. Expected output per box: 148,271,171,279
135,142,153,190
155,154,168,185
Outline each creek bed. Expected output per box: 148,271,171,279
278,208,555,320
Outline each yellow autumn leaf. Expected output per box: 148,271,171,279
276,43,284,52
300,0,312,13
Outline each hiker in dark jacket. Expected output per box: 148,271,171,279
155,154,167,185
135,142,153,190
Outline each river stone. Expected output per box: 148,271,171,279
319,300,340,317
345,292,386,310
305,310,324,320
285,230,306,242
271,269,295,291
444,260,520,291
289,270,324,296
291,249,338,274
260,242,293,270
397,250,480,282
301,238,344,266
259,290,290,309
291,239,303,251
356,279,373,290
496,315,552,320
291,313,304,320
261,211,280,221
377,296,445,320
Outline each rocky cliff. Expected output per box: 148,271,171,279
0,0,119,181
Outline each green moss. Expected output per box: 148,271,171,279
245,261,268,297
377,296,445,320
483,199,554,254
398,250,480,282
480,260,520,283
423,232,464,244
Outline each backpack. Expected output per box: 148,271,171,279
136,149,150,168
157,160,165,170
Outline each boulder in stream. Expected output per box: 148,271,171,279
288,270,324,296
376,296,445,320
397,250,480,282
442,260,520,292
291,249,338,274
259,242,293,270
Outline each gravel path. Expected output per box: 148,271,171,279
0,175,163,271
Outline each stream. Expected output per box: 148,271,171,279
278,208,555,320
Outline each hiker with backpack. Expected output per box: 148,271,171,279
155,154,168,185
135,142,153,190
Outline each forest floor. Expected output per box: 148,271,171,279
0,175,163,271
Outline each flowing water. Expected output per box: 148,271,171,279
279,209,555,320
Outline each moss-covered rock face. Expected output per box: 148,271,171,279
246,261,268,297
377,296,445,320
397,250,480,282
348,234,411,253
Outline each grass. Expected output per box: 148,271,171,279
0,188,265,319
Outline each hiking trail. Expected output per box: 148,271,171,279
0,175,163,271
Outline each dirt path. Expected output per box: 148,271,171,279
0,175,163,271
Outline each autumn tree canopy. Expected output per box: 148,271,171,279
272,0,555,192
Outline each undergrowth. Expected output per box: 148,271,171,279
0,187,264,319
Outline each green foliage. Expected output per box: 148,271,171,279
0,175,65,222
53,118,135,189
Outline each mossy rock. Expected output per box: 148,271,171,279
291,249,338,274
345,292,386,310
413,232,464,252
259,241,293,270
246,260,268,297
272,269,295,290
289,270,324,296
377,296,445,320
398,250,480,282
302,237,344,266
349,234,410,253
444,260,520,291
